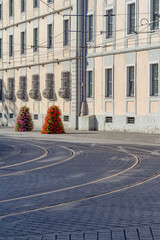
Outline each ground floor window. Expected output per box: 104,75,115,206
127,66,135,97
150,63,158,96
87,71,93,98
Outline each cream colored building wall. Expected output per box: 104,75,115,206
1,0,160,132
0,0,76,127
115,0,125,50
136,51,149,116
94,56,104,115
114,54,126,115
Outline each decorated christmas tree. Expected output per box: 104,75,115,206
15,106,33,132
41,106,65,134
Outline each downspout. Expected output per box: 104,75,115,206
80,0,87,117
76,0,79,129
76,0,83,128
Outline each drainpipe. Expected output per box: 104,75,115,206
76,0,87,129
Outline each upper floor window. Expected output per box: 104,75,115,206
9,0,14,17
21,0,25,12
47,24,53,48
87,71,93,98
47,0,53,2
64,19,69,45
151,0,159,29
150,63,158,96
9,35,13,57
87,15,93,42
33,28,38,52
127,66,135,97
0,38,2,58
21,31,25,54
105,68,112,97
0,4,2,20
127,3,135,34
106,9,113,38
33,0,38,8
0,79,2,101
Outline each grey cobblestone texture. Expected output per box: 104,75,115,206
0,127,160,239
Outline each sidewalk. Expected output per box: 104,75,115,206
1,126,160,145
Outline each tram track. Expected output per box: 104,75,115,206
0,155,160,219
0,145,75,178
0,143,160,221
0,143,49,170
0,145,144,219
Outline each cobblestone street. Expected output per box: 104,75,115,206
0,128,160,239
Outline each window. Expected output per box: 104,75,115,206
16,76,26,100
63,115,69,122
43,73,54,100
47,0,53,2
5,78,14,101
33,0,38,8
21,31,25,54
9,0,13,17
87,71,93,98
87,15,93,42
64,19,69,45
105,69,112,97
106,9,113,38
33,28,38,52
21,0,25,12
0,79,2,101
29,75,40,100
58,72,70,99
127,66,135,97
127,3,135,34
0,4,1,20
150,64,158,96
47,24,53,48
9,35,13,57
0,39,2,58
34,114,38,120
127,117,135,124
151,0,159,29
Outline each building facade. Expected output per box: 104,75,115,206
0,0,160,133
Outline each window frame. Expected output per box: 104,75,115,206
0,79,3,101
106,9,113,39
33,28,38,52
9,0,14,17
21,31,25,54
0,38,2,59
47,24,53,49
0,4,2,20
127,66,135,97
105,68,113,98
21,0,25,13
63,19,69,46
33,0,38,8
87,14,94,42
151,0,159,30
127,2,136,35
150,63,159,96
9,35,13,57
87,70,93,98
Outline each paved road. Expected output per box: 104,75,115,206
0,128,160,239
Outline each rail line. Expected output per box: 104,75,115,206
0,160,160,219
0,143,49,169
0,144,159,220
0,145,75,178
